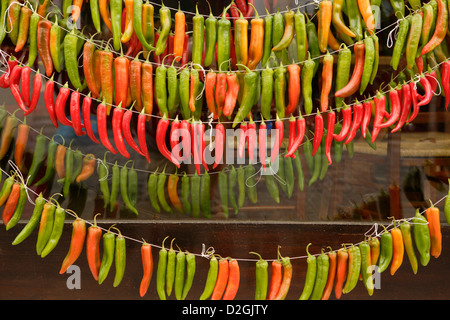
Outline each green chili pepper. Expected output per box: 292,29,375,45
218,170,229,218
155,2,171,56
155,63,168,117
98,227,116,285
250,252,268,300
421,3,434,48
119,161,138,215
342,245,361,294
260,65,274,120
64,30,86,91
181,251,196,300
40,203,66,257
293,150,305,192
335,44,352,111
181,172,191,216
303,136,314,172
6,0,20,45
109,161,120,212
405,13,423,70
5,183,26,231
204,5,217,68
96,152,110,209
199,254,218,300
191,69,203,121
277,155,288,195
192,5,204,69
27,132,48,186
359,240,374,296
236,166,246,208
369,34,379,85
360,33,375,95
390,17,410,71
308,141,322,186
71,149,83,183
12,193,45,245
200,171,211,218
89,0,101,32
378,226,393,273
128,164,138,208
112,228,126,287
310,249,330,300
217,4,232,72
133,0,154,51
232,64,258,128
412,209,431,266
166,238,176,296
245,165,258,204
35,202,56,256
305,17,320,76
265,171,280,204
272,8,289,64
274,64,287,119
299,243,317,300
158,167,172,213
34,136,58,187
294,9,307,62
334,124,344,163
346,0,363,40
261,9,273,67
62,0,72,19
390,0,405,18
0,175,15,207
0,0,9,45
301,53,315,115
167,64,180,118
62,146,74,199
110,0,122,51
156,236,169,300
50,17,63,73
190,171,201,218
174,249,186,300
178,67,191,120
148,170,161,213
228,165,239,214
27,12,40,66
400,220,418,275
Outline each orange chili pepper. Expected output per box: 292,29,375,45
247,4,264,70
334,247,348,299
99,0,113,32
426,201,442,258
99,47,114,114
141,55,154,120
55,144,67,179
222,258,240,300
211,257,229,300
93,50,102,94
59,214,86,274
37,0,51,17
72,0,83,22
321,248,337,300
215,72,228,117
285,63,301,116
76,153,97,183
328,29,341,50
114,54,130,107
167,173,184,214
357,0,375,31
83,39,101,99
205,70,217,118
14,122,30,171
267,259,283,300
2,182,21,226
139,241,153,297
173,4,185,62
318,0,332,53
189,72,197,113
320,51,334,112
121,0,134,43
223,72,240,118
86,213,102,281
390,221,404,276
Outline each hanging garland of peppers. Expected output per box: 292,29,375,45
0,0,449,300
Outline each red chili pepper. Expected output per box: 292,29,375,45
407,81,420,123
391,82,412,133
425,70,438,96
238,122,248,160
344,102,363,145
0,57,18,88
286,64,301,116
9,65,28,114
112,103,131,158
361,100,372,139
333,104,351,142
122,106,145,156
44,76,58,128
180,119,191,161
246,0,255,17
287,116,296,153
97,100,118,154
82,94,100,144
248,119,257,164
259,118,267,169
199,121,209,171
70,90,85,136
213,122,225,169
325,110,335,164
157,115,181,168
415,56,424,74
170,117,181,162
223,73,240,118
205,71,217,118
20,66,31,107
235,0,248,16
138,108,151,162
222,258,240,300
271,115,284,163
285,116,305,158
24,70,42,116
441,61,450,110
37,19,53,77
190,120,201,174
417,75,433,107
372,91,386,143
55,84,72,127
312,112,324,156
379,87,401,129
